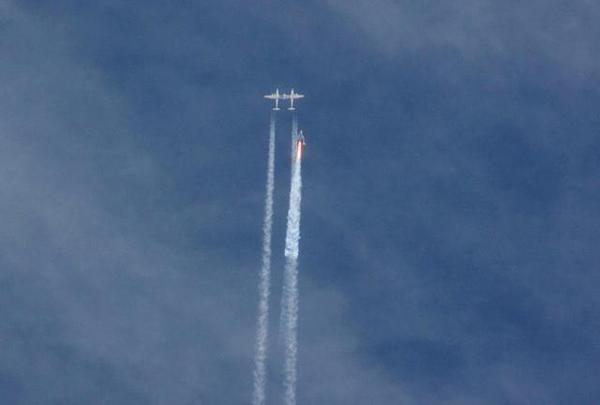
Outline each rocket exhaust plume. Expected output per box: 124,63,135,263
281,115,303,405
252,112,277,405
279,120,304,340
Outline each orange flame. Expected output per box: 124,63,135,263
295,140,303,161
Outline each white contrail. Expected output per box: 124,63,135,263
281,115,303,405
252,112,277,405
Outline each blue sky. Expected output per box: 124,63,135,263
1,1,600,404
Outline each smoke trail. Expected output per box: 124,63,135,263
281,115,303,405
279,116,300,341
252,112,277,405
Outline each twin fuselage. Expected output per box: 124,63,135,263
265,89,306,160
264,89,304,111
